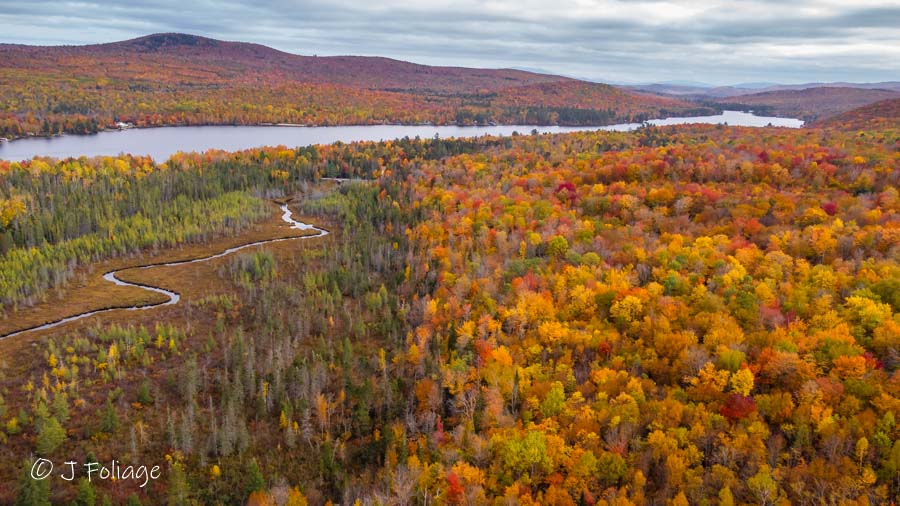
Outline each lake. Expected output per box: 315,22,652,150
0,111,803,162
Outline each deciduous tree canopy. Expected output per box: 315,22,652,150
0,122,898,504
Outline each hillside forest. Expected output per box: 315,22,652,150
0,34,712,141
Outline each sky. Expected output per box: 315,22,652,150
0,0,898,85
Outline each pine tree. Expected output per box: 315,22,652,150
51,392,69,423
136,381,153,405
73,478,97,506
246,459,265,496
15,460,50,506
36,416,66,455
99,399,118,433
166,462,189,506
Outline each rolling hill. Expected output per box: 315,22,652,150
2,33,568,93
716,87,900,122
0,33,706,139
813,97,900,130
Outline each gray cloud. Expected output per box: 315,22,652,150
0,0,897,84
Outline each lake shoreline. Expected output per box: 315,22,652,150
0,117,663,143
0,111,804,162
0,105,735,143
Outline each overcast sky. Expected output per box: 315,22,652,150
0,0,898,85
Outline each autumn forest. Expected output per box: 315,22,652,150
0,17,899,506
0,100,897,504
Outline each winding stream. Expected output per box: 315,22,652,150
0,204,327,340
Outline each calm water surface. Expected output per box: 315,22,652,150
0,111,803,162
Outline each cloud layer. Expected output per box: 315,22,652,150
1,0,898,85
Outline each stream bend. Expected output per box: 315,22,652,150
0,204,327,340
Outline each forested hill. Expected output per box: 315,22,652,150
813,97,900,130
717,87,900,123
1,33,568,93
0,33,707,138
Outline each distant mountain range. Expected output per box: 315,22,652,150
625,81,900,97
623,81,900,122
0,33,709,139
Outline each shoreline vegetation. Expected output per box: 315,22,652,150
0,108,723,143
0,111,800,166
